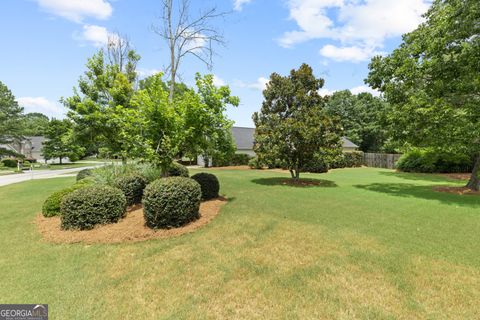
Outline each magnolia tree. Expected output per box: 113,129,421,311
253,64,341,179
366,0,480,189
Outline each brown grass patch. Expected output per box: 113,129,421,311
433,186,480,195
35,198,227,244
438,173,471,180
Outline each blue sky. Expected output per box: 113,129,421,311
0,0,431,127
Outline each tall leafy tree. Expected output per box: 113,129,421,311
22,112,50,136
63,49,141,161
324,90,390,152
0,81,24,157
42,119,84,164
253,64,341,179
366,0,480,189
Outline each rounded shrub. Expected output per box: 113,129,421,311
143,177,201,229
166,162,189,177
248,157,263,169
2,158,17,168
42,183,89,217
61,185,126,230
191,173,220,200
114,174,148,206
76,168,93,181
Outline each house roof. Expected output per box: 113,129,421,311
231,127,358,150
341,136,358,148
25,136,46,150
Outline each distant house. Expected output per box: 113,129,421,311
0,136,46,160
197,126,359,166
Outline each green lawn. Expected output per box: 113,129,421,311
1,168,479,319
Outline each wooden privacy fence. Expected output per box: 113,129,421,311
363,153,402,169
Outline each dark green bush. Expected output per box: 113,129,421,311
76,168,93,181
42,181,93,217
143,177,201,229
1,158,17,168
166,162,189,177
213,153,253,167
302,155,329,173
343,152,364,167
396,148,472,173
114,174,147,206
61,185,126,230
191,173,220,200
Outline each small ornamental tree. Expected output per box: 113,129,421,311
253,64,341,179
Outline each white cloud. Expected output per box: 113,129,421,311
280,0,430,62
319,85,380,97
212,75,226,87
17,97,65,118
349,85,380,97
234,0,253,11
235,77,269,91
137,68,162,78
74,24,119,47
319,44,376,62
36,0,112,23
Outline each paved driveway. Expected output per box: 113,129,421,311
0,166,101,187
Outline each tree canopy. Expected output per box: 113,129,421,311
366,0,480,189
325,90,390,152
22,112,50,136
0,81,24,157
253,63,341,179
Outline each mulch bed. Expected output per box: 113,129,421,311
433,186,480,195
276,178,323,187
438,173,471,180
35,198,227,244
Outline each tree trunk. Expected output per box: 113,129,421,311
289,169,295,179
466,154,480,191
59,157,62,165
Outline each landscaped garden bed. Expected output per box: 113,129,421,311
36,198,226,244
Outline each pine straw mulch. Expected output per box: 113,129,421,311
35,197,227,244
433,186,480,195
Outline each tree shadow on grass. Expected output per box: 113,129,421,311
354,183,480,208
378,171,465,183
251,177,338,188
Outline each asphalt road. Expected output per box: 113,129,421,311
0,165,101,187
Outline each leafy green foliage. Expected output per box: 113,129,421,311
0,81,23,157
253,64,342,179
396,149,472,173
114,174,147,206
166,162,189,177
213,153,252,167
1,158,17,168
76,168,93,181
325,90,390,152
42,181,93,217
22,113,49,136
143,177,201,229
42,119,84,163
191,173,220,200
366,0,480,187
61,185,126,230
248,157,263,169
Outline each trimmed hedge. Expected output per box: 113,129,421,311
396,149,472,173
191,173,220,200
76,168,93,181
42,183,90,217
143,177,201,229
329,151,364,169
61,185,126,230
114,174,147,206
166,162,189,177
1,158,17,168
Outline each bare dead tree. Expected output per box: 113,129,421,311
107,32,131,73
153,0,228,101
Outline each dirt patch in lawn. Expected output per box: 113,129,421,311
438,173,471,180
36,198,227,244
433,186,480,195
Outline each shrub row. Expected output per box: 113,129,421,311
1,158,17,168
42,178,94,217
213,153,253,167
396,148,473,173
